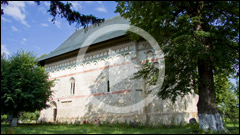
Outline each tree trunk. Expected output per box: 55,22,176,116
193,1,226,132
197,58,225,132
11,112,18,127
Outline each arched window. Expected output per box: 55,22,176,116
99,59,105,67
115,55,122,64
93,61,98,69
107,57,113,65
70,77,75,95
79,64,84,71
124,53,131,62
85,62,91,70
146,50,154,60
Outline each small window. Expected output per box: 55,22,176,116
107,80,110,92
93,61,98,69
124,53,131,62
70,77,75,95
146,50,154,60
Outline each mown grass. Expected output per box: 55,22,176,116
1,123,191,134
225,122,239,134
1,122,239,134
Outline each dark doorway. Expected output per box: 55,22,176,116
53,108,57,121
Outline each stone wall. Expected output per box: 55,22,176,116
39,40,199,125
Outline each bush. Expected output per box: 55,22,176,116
1,115,7,123
190,123,199,133
19,111,40,122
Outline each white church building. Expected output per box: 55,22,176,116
38,15,198,125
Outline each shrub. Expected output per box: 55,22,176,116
1,115,7,123
19,111,40,123
190,123,199,133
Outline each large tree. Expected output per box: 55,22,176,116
1,1,104,29
115,1,239,132
1,50,55,127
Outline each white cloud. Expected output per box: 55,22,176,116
10,1,25,8
41,23,49,27
39,6,47,14
34,45,41,50
43,1,50,7
23,38,27,41
21,38,27,45
85,1,103,5
25,1,35,5
49,18,61,28
1,16,12,23
69,1,82,11
85,1,94,4
1,44,10,56
11,26,20,32
97,1,103,4
2,1,30,27
95,7,107,13
55,21,61,28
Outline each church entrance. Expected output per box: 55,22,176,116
50,101,57,122
53,108,57,121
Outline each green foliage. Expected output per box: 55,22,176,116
38,54,47,60
190,123,199,133
131,60,159,85
1,50,54,118
19,111,40,122
115,1,239,103
214,74,239,120
1,115,7,123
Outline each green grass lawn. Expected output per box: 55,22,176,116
225,123,239,134
1,122,239,134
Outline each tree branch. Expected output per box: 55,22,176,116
216,9,238,28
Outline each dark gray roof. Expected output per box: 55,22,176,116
39,15,130,61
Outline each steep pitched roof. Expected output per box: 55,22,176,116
39,15,130,61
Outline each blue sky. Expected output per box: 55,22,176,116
1,1,119,57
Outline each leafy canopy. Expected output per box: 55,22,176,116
1,50,55,116
115,1,239,102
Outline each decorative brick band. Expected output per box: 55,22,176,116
51,89,132,101
48,61,131,80
48,58,164,80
